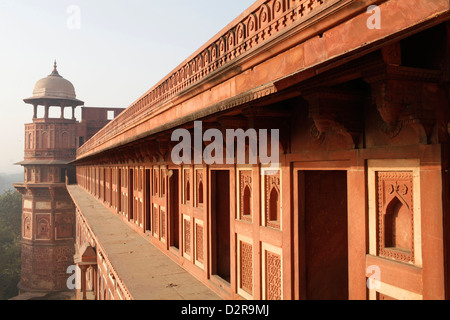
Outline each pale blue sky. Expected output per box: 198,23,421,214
0,0,255,174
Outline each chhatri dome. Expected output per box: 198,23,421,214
24,61,84,107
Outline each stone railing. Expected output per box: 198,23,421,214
77,0,333,157
25,149,76,159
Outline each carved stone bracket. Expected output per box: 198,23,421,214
242,106,291,154
364,64,443,143
303,88,365,149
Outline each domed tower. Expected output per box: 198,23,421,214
14,62,84,295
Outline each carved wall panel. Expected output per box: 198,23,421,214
55,213,73,240
376,171,414,263
36,214,51,240
23,213,32,239
153,205,159,238
195,221,204,268
183,215,191,259
240,241,253,296
262,243,282,300
367,160,423,301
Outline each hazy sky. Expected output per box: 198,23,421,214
0,0,255,174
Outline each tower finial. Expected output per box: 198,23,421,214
50,60,60,76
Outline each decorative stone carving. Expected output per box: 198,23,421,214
364,64,443,143
23,214,32,239
196,224,204,264
36,215,51,240
304,88,365,148
184,219,191,256
55,213,73,239
376,171,414,263
265,251,282,300
240,241,253,295
196,170,204,207
239,170,253,222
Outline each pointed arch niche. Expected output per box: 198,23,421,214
367,160,423,301
262,168,281,230
368,160,422,267
237,168,253,222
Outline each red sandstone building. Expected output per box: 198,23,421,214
16,0,450,300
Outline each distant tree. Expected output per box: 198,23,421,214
0,190,22,300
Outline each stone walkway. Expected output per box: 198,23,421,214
67,185,220,300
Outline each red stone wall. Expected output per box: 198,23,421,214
69,2,450,300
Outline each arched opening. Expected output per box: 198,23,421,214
198,180,204,205
24,217,31,237
61,132,69,148
41,132,49,149
37,218,50,239
268,187,279,222
384,197,412,252
28,133,32,149
243,185,251,216
186,180,191,202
